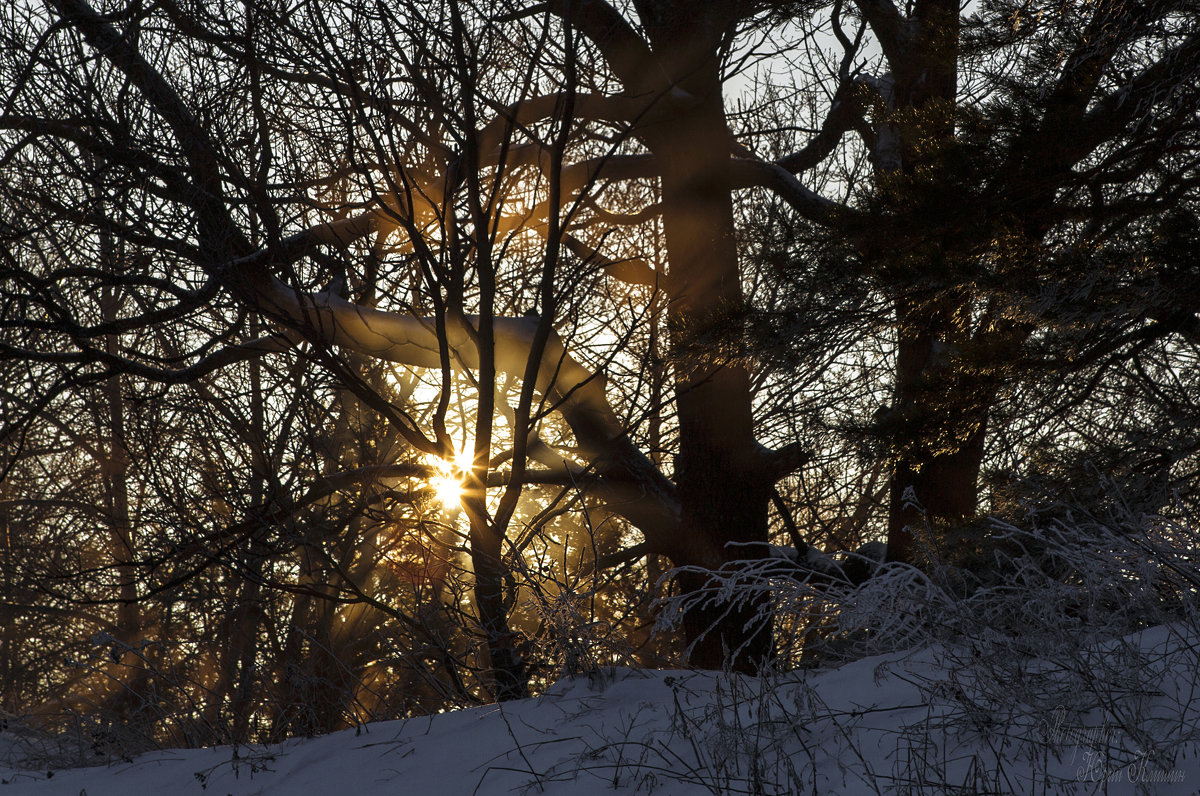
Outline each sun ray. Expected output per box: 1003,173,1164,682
427,443,475,510
432,472,464,508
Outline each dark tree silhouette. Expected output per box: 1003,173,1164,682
2,0,1198,708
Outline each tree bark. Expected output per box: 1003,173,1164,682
886,419,988,564
465,502,528,701
874,0,989,564
99,263,148,720
643,5,773,671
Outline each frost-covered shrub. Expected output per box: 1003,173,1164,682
639,490,1200,794
658,486,1199,668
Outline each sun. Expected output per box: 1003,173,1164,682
428,446,475,509
431,471,463,508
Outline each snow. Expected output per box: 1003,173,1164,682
4,623,1200,795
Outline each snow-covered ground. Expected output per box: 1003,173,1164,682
4,623,1199,795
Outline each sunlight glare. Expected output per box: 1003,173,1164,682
428,445,476,510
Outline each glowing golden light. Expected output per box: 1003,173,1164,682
432,472,464,508
428,445,475,510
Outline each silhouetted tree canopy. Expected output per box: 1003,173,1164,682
1,0,1197,737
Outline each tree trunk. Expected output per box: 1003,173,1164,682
99,282,149,720
465,502,529,700
880,0,985,565
884,284,994,563
887,419,988,564
646,15,773,671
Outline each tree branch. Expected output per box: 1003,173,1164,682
560,234,660,286
730,157,851,223
851,0,910,71
544,0,658,93
776,77,867,175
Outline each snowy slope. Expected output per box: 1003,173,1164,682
4,623,1199,795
